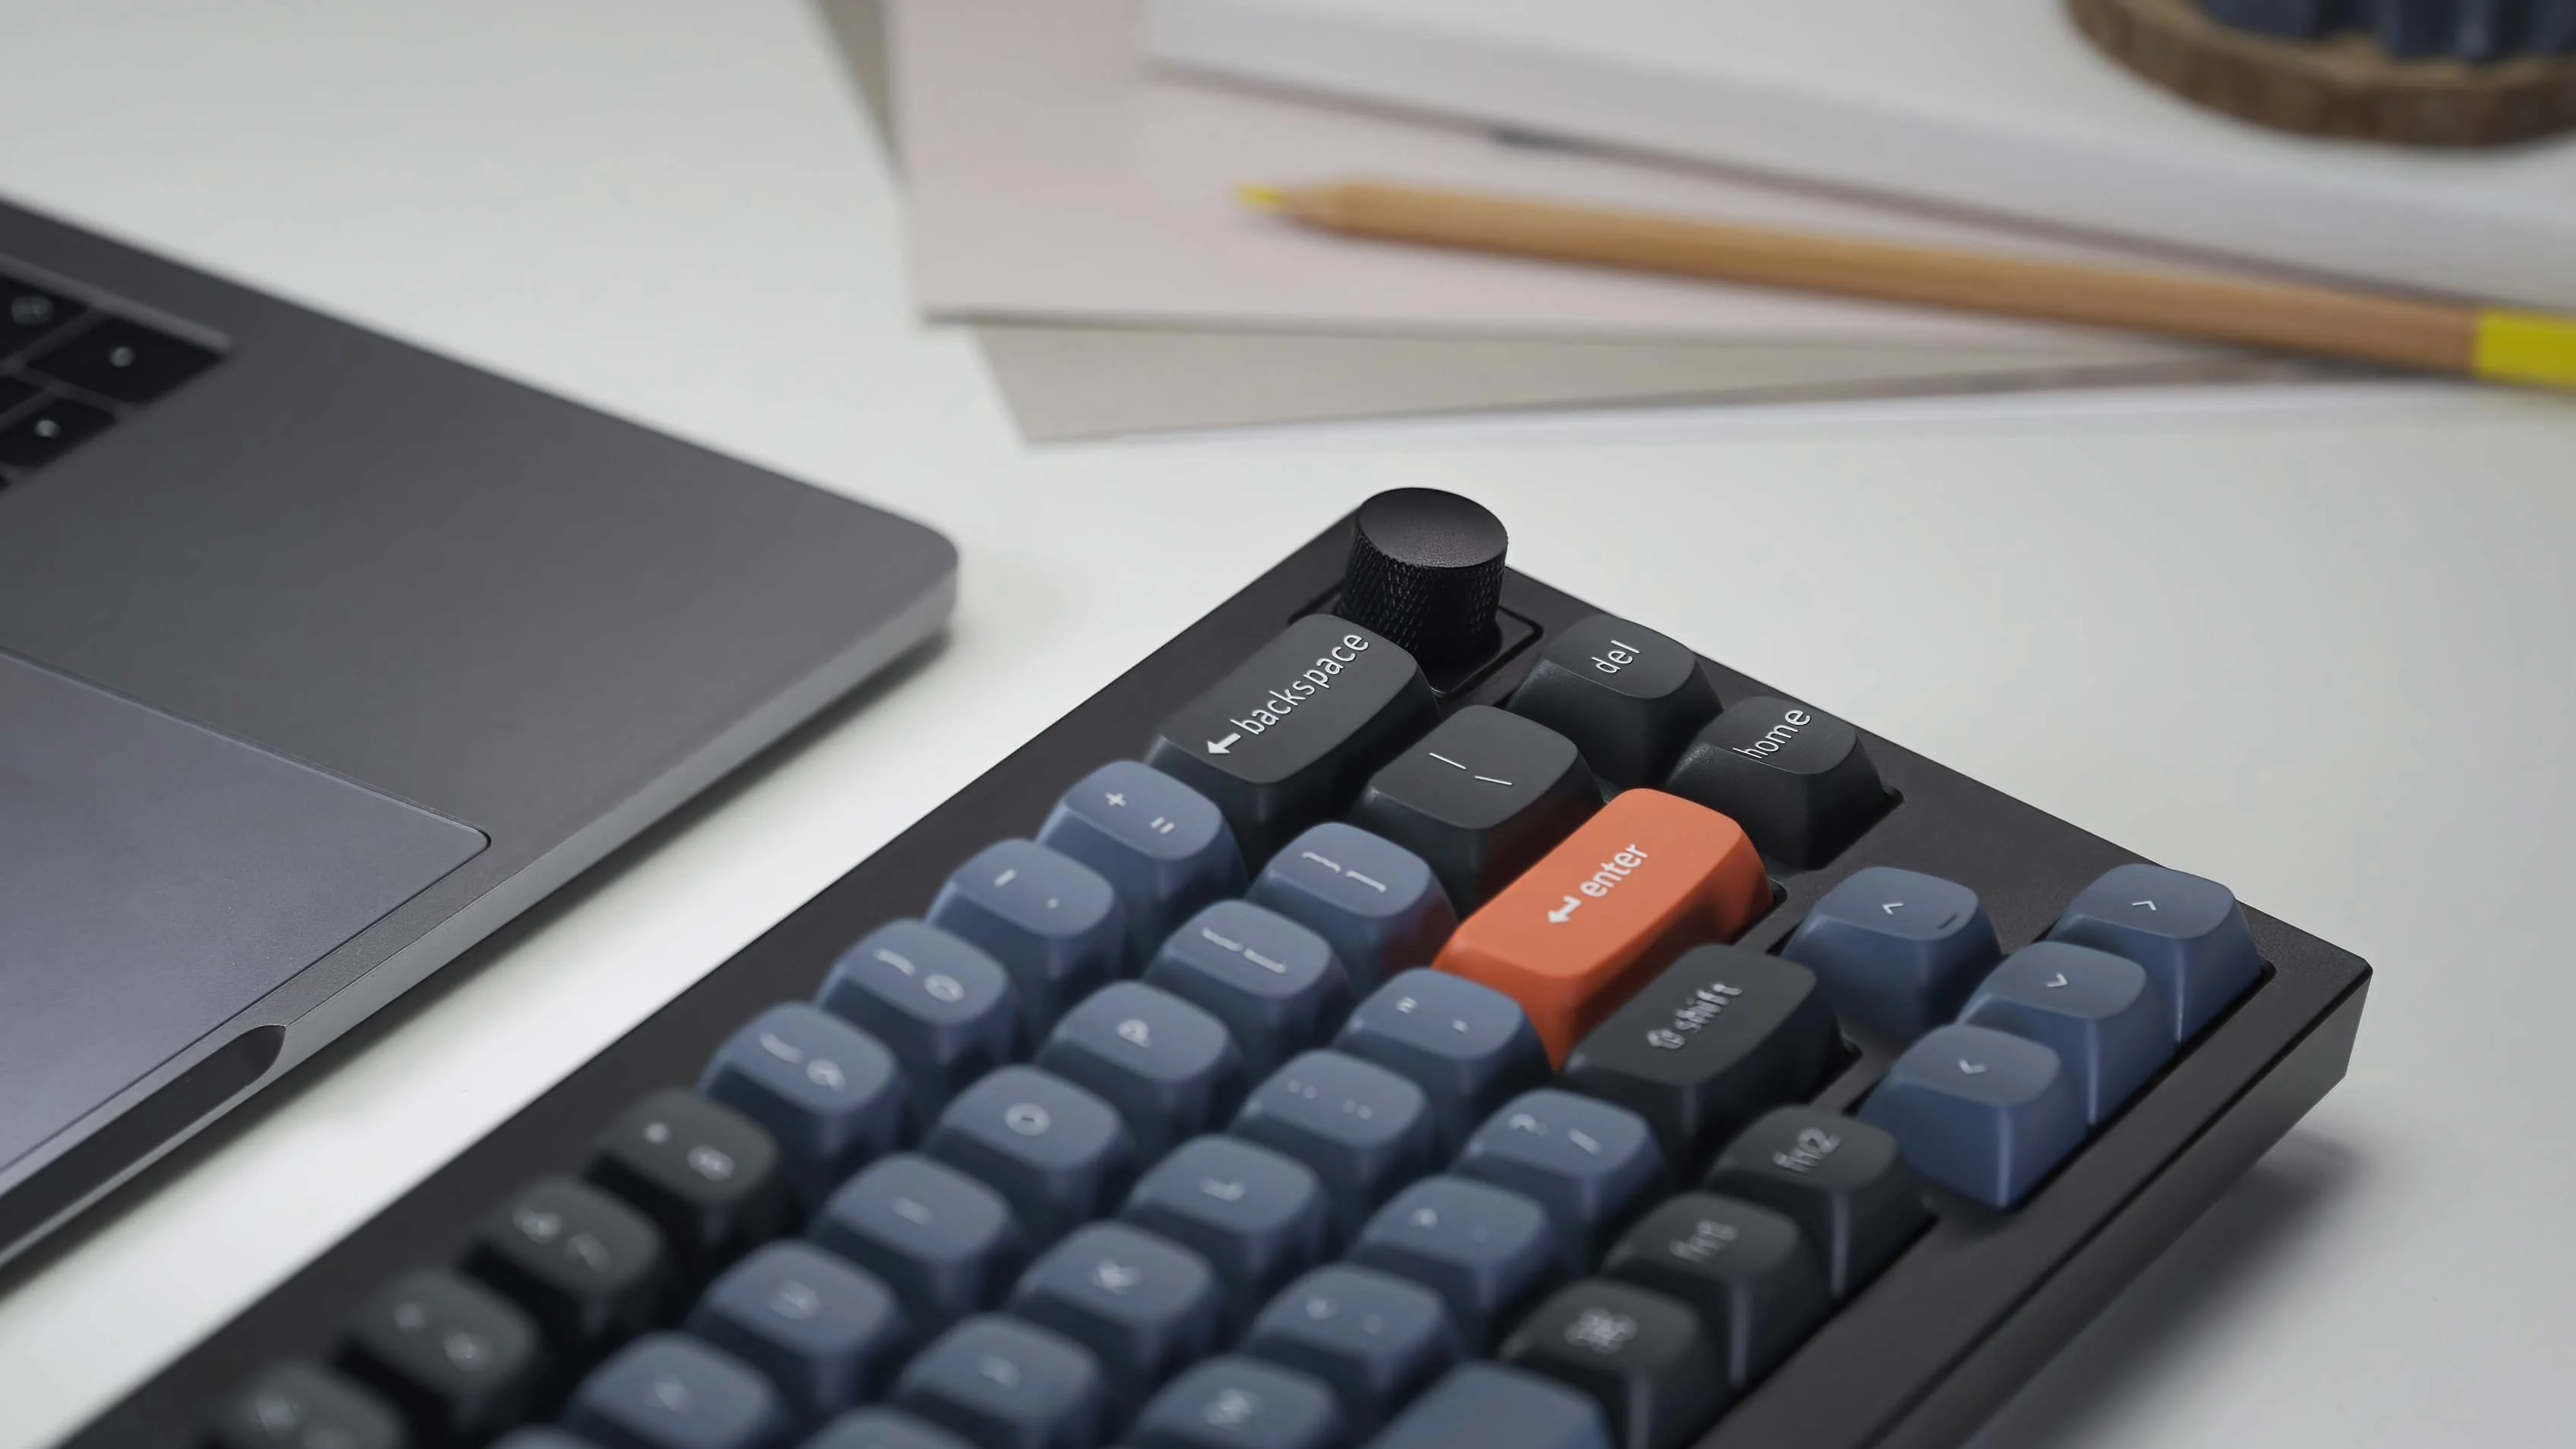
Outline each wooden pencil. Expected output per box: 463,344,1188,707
1237,179,2576,392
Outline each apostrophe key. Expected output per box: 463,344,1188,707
810,1155,1030,1334
1332,968,1551,1155
1781,868,2001,1043
1132,1356,1346,1449
1008,1222,1223,1419
700,1004,905,1206
205,1363,408,1449
2045,864,2263,1041
1248,823,1456,992
461,1178,673,1369
1145,615,1438,861
1144,901,1353,1081
338,1268,548,1447
685,1242,911,1431
1039,761,1245,962
929,843,1127,1043
1862,1025,2087,1210
1435,790,1770,1063
819,921,1019,1126
1351,705,1600,910
1239,1265,1461,1437
1455,1089,1668,1276
1701,1109,1927,1301
562,1334,786,1449
1501,1280,1727,1449
1664,697,1888,869
1349,1176,1562,1350
585,1090,793,1285
1121,1136,1331,1333
1961,943,2174,1124
1507,616,1721,791
1600,1195,1831,1391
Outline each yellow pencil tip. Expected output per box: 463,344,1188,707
1236,184,1287,213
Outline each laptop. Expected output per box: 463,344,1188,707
0,197,956,1270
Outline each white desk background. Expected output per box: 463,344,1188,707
0,4,2568,1446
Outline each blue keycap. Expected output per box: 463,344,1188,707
1454,1090,1667,1275
491,1432,600,1449
1121,1135,1332,1333
924,1066,1137,1244
1230,1051,1435,1237
1248,823,1457,992
685,1242,909,1432
1009,1222,1223,1418
1145,902,1355,1081
1780,867,2001,1042
700,1003,906,1205
893,1315,1106,1449
810,1154,1028,1334
1960,942,2172,1126
931,841,1129,1041
1035,982,1247,1161
1861,1024,2086,1209
2046,864,2262,1042
1333,969,1548,1154
1369,1363,1611,1449
1239,1265,1460,1438
1040,761,1246,962
801,1407,975,1449
820,921,1019,1122
1349,1176,1560,1350
1132,1356,1346,1449
563,1334,786,1449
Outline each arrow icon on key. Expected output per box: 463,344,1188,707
1546,896,1582,925
2045,973,2071,989
1882,902,1904,915
1207,733,1240,755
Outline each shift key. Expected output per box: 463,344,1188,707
1147,616,1437,862
1435,791,1770,1063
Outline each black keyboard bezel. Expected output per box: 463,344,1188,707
68,509,2370,1449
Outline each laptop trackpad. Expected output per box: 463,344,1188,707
0,653,485,1172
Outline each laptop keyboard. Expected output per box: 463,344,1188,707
0,266,222,483
98,490,2367,1449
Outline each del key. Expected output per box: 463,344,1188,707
1147,616,1436,861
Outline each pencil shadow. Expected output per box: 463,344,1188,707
1963,1129,2369,1447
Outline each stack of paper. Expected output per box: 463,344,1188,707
877,0,2306,441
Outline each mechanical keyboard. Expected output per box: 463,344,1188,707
74,490,2370,1449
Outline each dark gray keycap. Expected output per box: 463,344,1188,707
340,1267,547,1445
1369,1363,1611,1449
2045,863,2262,1041
1349,1176,1560,1351
586,1089,794,1285
1663,697,1888,869
1350,706,1599,911
1036,982,1247,1161
562,1334,787,1449
1249,824,1456,995
1040,761,1245,962
1239,1265,1459,1438
810,1154,1029,1334
463,1177,672,1369
686,1241,910,1431
1961,942,2173,1124
1454,1091,1667,1275
924,1066,1138,1244
489,1432,596,1449
701,1003,906,1205
1121,1135,1331,1333
1560,945,1841,1173
1334,969,1548,1155
1131,1356,1346,1449
1505,615,1720,791
1009,1222,1223,1419
931,841,1129,1040
1144,615,1438,862
207,1362,409,1449
819,921,1019,1123
1601,1194,1831,1390
1145,902,1354,1081
1860,1024,2086,1209
1781,867,2002,1042
801,1407,976,1449
1230,1051,1435,1238
0,272,86,358
893,1315,1107,1449
27,315,221,403
1702,1107,1927,1300
1501,1280,1727,1449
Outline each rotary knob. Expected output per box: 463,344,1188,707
1337,489,1508,668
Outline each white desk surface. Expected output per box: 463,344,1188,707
1,4,2569,1447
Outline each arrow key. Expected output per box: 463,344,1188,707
2045,864,2262,1041
1960,943,2172,1124
1860,1025,2086,1209
1781,868,2001,1043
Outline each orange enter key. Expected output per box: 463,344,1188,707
1434,789,1771,1062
